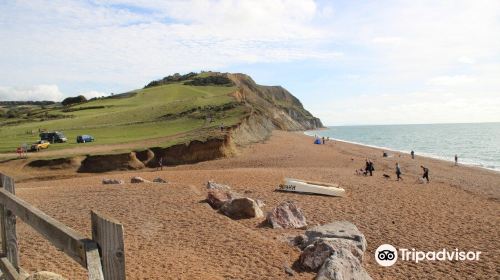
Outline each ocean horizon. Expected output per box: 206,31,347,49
306,122,500,172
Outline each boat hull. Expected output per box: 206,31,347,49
277,178,346,197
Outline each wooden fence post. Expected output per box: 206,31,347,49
0,174,19,271
91,211,126,280
85,240,105,280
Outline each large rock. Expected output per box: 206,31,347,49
28,271,67,280
315,249,372,280
300,239,365,271
304,221,367,252
102,178,124,185
207,188,234,209
131,176,151,183
220,197,264,219
267,201,307,229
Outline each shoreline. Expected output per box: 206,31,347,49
303,131,500,173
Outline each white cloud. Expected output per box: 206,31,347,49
80,91,108,99
371,36,402,45
427,75,478,87
0,85,65,102
458,56,476,64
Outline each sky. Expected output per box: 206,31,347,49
1,0,499,125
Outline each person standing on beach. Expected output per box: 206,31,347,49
365,159,374,176
157,157,163,171
322,137,325,144
455,154,458,166
396,163,402,181
411,150,415,159
421,165,429,182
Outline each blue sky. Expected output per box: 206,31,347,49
1,0,499,125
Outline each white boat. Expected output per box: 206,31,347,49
277,178,346,197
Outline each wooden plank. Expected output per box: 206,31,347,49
0,257,20,280
0,188,87,267
85,240,105,280
0,174,19,270
91,211,126,280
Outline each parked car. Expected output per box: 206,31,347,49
30,140,50,152
77,135,94,143
40,131,67,143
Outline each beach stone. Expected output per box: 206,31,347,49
256,199,265,208
304,221,367,252
102,178,124,185
153,177,167,183
131,176,151,183
267,201,307,229
28,271,67,280
206,181,231,191
284,266,295,276
299,238,364,271
206,188,234,209
315,249,372,280
220,197,264,219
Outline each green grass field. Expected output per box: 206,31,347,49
0,83,245,153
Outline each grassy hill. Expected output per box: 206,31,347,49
0,72,321,157
0,78,246,153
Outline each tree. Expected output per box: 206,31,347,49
62,95,87,106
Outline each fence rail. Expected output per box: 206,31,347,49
0,173,126,280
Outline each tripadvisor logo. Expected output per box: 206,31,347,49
375,244,482,266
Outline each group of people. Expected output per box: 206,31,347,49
398,152,430,182
358,151,432,183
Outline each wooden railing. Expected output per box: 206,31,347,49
0,173,126,280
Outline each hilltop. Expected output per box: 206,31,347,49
0,72,322,175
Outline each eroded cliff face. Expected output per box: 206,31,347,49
228,73,323,131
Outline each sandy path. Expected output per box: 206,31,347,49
11,131,500,279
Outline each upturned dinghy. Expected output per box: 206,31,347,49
277,178,346,197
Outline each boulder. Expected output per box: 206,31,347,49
300,239,337,271
220,197,264,219
102,178,124,185
300,238,365,271
304,221,367,252
315,249,372,280
207,188,233,209
267,201,307,229
28,271,67,280
131,176,151,183
153,177,167,183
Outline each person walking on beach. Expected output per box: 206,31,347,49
421,165,429,182
395,163,402,181
322,137,325,144
157,157,163,171
455,154,458,166
411,150,415,159
365,159,374,176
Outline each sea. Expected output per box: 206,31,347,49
305,122,500,172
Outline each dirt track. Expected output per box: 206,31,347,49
9,131,500,279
